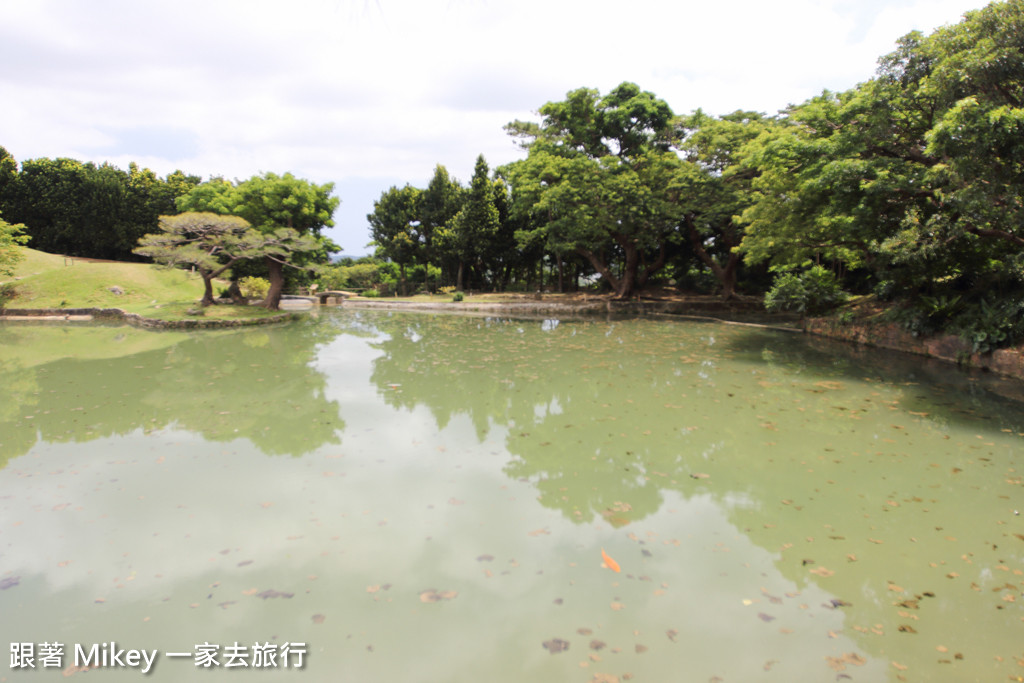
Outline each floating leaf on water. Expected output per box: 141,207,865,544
312,614,325,624
610,602,625,611
635,644,648,654
757,613,775,622
689,473,710,479
542,638,569,654
256,589,294,599
826,652,867,671
898,625,917,633
577,627,593,636
0,576,20,590
666,629,678,642
809,566,835,577
448,498,464,506
590,674,618,683
589,640,606,651
527,528,550,537
419,589,458,603
476,555,494,562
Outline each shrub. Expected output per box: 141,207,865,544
239,276,270,299
765,266,847,316
942,294,1024,352
452,291,464,302
0,282,16,309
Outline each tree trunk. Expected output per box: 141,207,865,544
718,253,740,299
456,261,465,291
616,241,640,299
399,263,407,296
200,273,216,306
636,242,667,291
577,247,621,295
264,257,285,310
500,263,512,292
228,280,248,306
556,252,565,293
686,214,739,300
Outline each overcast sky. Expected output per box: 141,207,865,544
0,0,992,256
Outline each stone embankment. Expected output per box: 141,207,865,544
342,296,771,318
0,308,301,329
804,317,1024,381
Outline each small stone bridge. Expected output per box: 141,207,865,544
284,291,356,305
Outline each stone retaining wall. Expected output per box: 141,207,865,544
805,317,1024,381
342,298,766,317
0,308,302,329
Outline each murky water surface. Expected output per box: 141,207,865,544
1,310,1022,682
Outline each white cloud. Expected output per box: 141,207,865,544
0,0,991,255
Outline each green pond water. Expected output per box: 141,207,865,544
1,309,1023,682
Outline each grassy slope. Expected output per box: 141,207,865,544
2,247,277,321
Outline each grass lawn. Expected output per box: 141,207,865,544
2,247,286,321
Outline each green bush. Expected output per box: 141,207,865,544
883,287,1024,352
765,266,846,315
952,295,1024,352
239,276,270,299
452,291,464,302
0,282,17,309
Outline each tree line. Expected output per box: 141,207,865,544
366,0,1024,348
0,1,1021,342
0,151,202,261
0,149,338,310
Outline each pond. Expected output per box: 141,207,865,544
1,309,1022,682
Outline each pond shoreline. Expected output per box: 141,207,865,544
5,299,1024,382
0,307,302,329
803,315,1024,381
